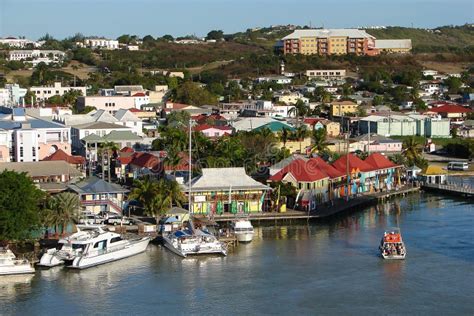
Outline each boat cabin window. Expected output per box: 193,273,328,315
93,240,107,250
110,237,123,243
72,244,86,251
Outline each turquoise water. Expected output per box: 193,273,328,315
1,193,473,315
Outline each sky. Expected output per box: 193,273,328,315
0,0,473,40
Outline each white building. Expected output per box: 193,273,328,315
0,107,71,162
84,38,119,50
256,76,292,85
306,69,346,80
422,70,438,77
0,37,42,48
30,82,87,101
0,84,28,106
8,50,66,65
271,105,296,118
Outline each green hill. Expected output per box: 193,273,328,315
365,25,474,52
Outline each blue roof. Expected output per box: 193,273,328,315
0,118,66,130
12,108,25,117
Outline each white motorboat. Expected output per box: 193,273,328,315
379,229,406,260
231,219,254,243
38,225,150,269
163,226,227,258
0,248,35,275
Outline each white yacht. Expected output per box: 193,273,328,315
0,248,35,275
163,224,227,258
231,219,254,243
38,225,150,269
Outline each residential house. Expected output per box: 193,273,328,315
194,124,233,138
8,50,66,66
184,168,271,214
148,85,169,103
76,95,148,113
256,76,292,85
68,177,129,214
353,134,403,153
0,37,42,48
275,92,309,105
304,118,340,136
193,113,228,126
83,38,119,50
330,101,358,117
0,160,82,193
428,104,472,122
117,151,163,180
42,148,85,171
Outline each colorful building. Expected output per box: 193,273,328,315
330,101,359,117
184,168,271,215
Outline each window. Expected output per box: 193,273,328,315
110,237,123,243
32,147,36,156
20,147,23,157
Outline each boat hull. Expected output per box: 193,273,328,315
67,237,150,269
235,232,254,243
163,236,227,258
0,264,35,275
37,249,65,268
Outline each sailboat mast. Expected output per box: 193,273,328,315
188,119,192,213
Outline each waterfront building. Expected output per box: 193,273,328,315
30,82,87,102
183,168,271,215
419,165,447,185
68,177,129,214
0,160,82,193
364,153,401,191
332,154,377,194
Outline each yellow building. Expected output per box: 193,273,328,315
278,137,312,154
329,36,347,55
330,101,359,117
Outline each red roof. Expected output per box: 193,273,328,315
164,151,192,172
193,113,227,123
42,149,85,165
269,159,330,182
308,157,346,179
303,118,325,126
132,92,146,97
332,154,374,173
364,153,397,170
430,104,472,114
129,152,161,170
120,146,134,153
129,108,143,113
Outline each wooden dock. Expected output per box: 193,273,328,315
422,183,474,197
197,185,421,224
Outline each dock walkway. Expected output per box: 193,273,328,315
422,183,474,197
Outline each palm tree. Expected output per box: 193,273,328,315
288,99,309,127
128,176,159,217
279,127,289,148
165,149,183,177
294,125,308,153
48,193,81,236
103,141,119,182
310,128,329,154
158,179,186,211
402,136,423,165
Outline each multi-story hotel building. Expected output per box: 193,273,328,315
279,29,410,56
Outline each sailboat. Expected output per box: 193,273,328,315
162,119,227,257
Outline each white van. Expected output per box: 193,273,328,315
447,161,469,171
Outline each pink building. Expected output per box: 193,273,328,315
194,124,233,138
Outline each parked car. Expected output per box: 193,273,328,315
106,214,135,226
78,214,105,225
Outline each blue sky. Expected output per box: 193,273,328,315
1,0,473,40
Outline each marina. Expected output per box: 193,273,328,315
0,193,472,315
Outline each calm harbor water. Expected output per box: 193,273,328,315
1,192,473,315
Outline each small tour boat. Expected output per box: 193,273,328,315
231,219,254,243
38,225,150,269
379,229,406,260
0,248,35,275
162,222,227,258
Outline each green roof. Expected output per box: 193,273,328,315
81,133,104,143
253,121,295,132
103,131,142,142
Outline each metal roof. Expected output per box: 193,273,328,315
68,176,129,194
0,161,82,178
183,168,270,192
374,39,412,49
282,29,374,40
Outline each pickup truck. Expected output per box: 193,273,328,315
106,215,134,225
